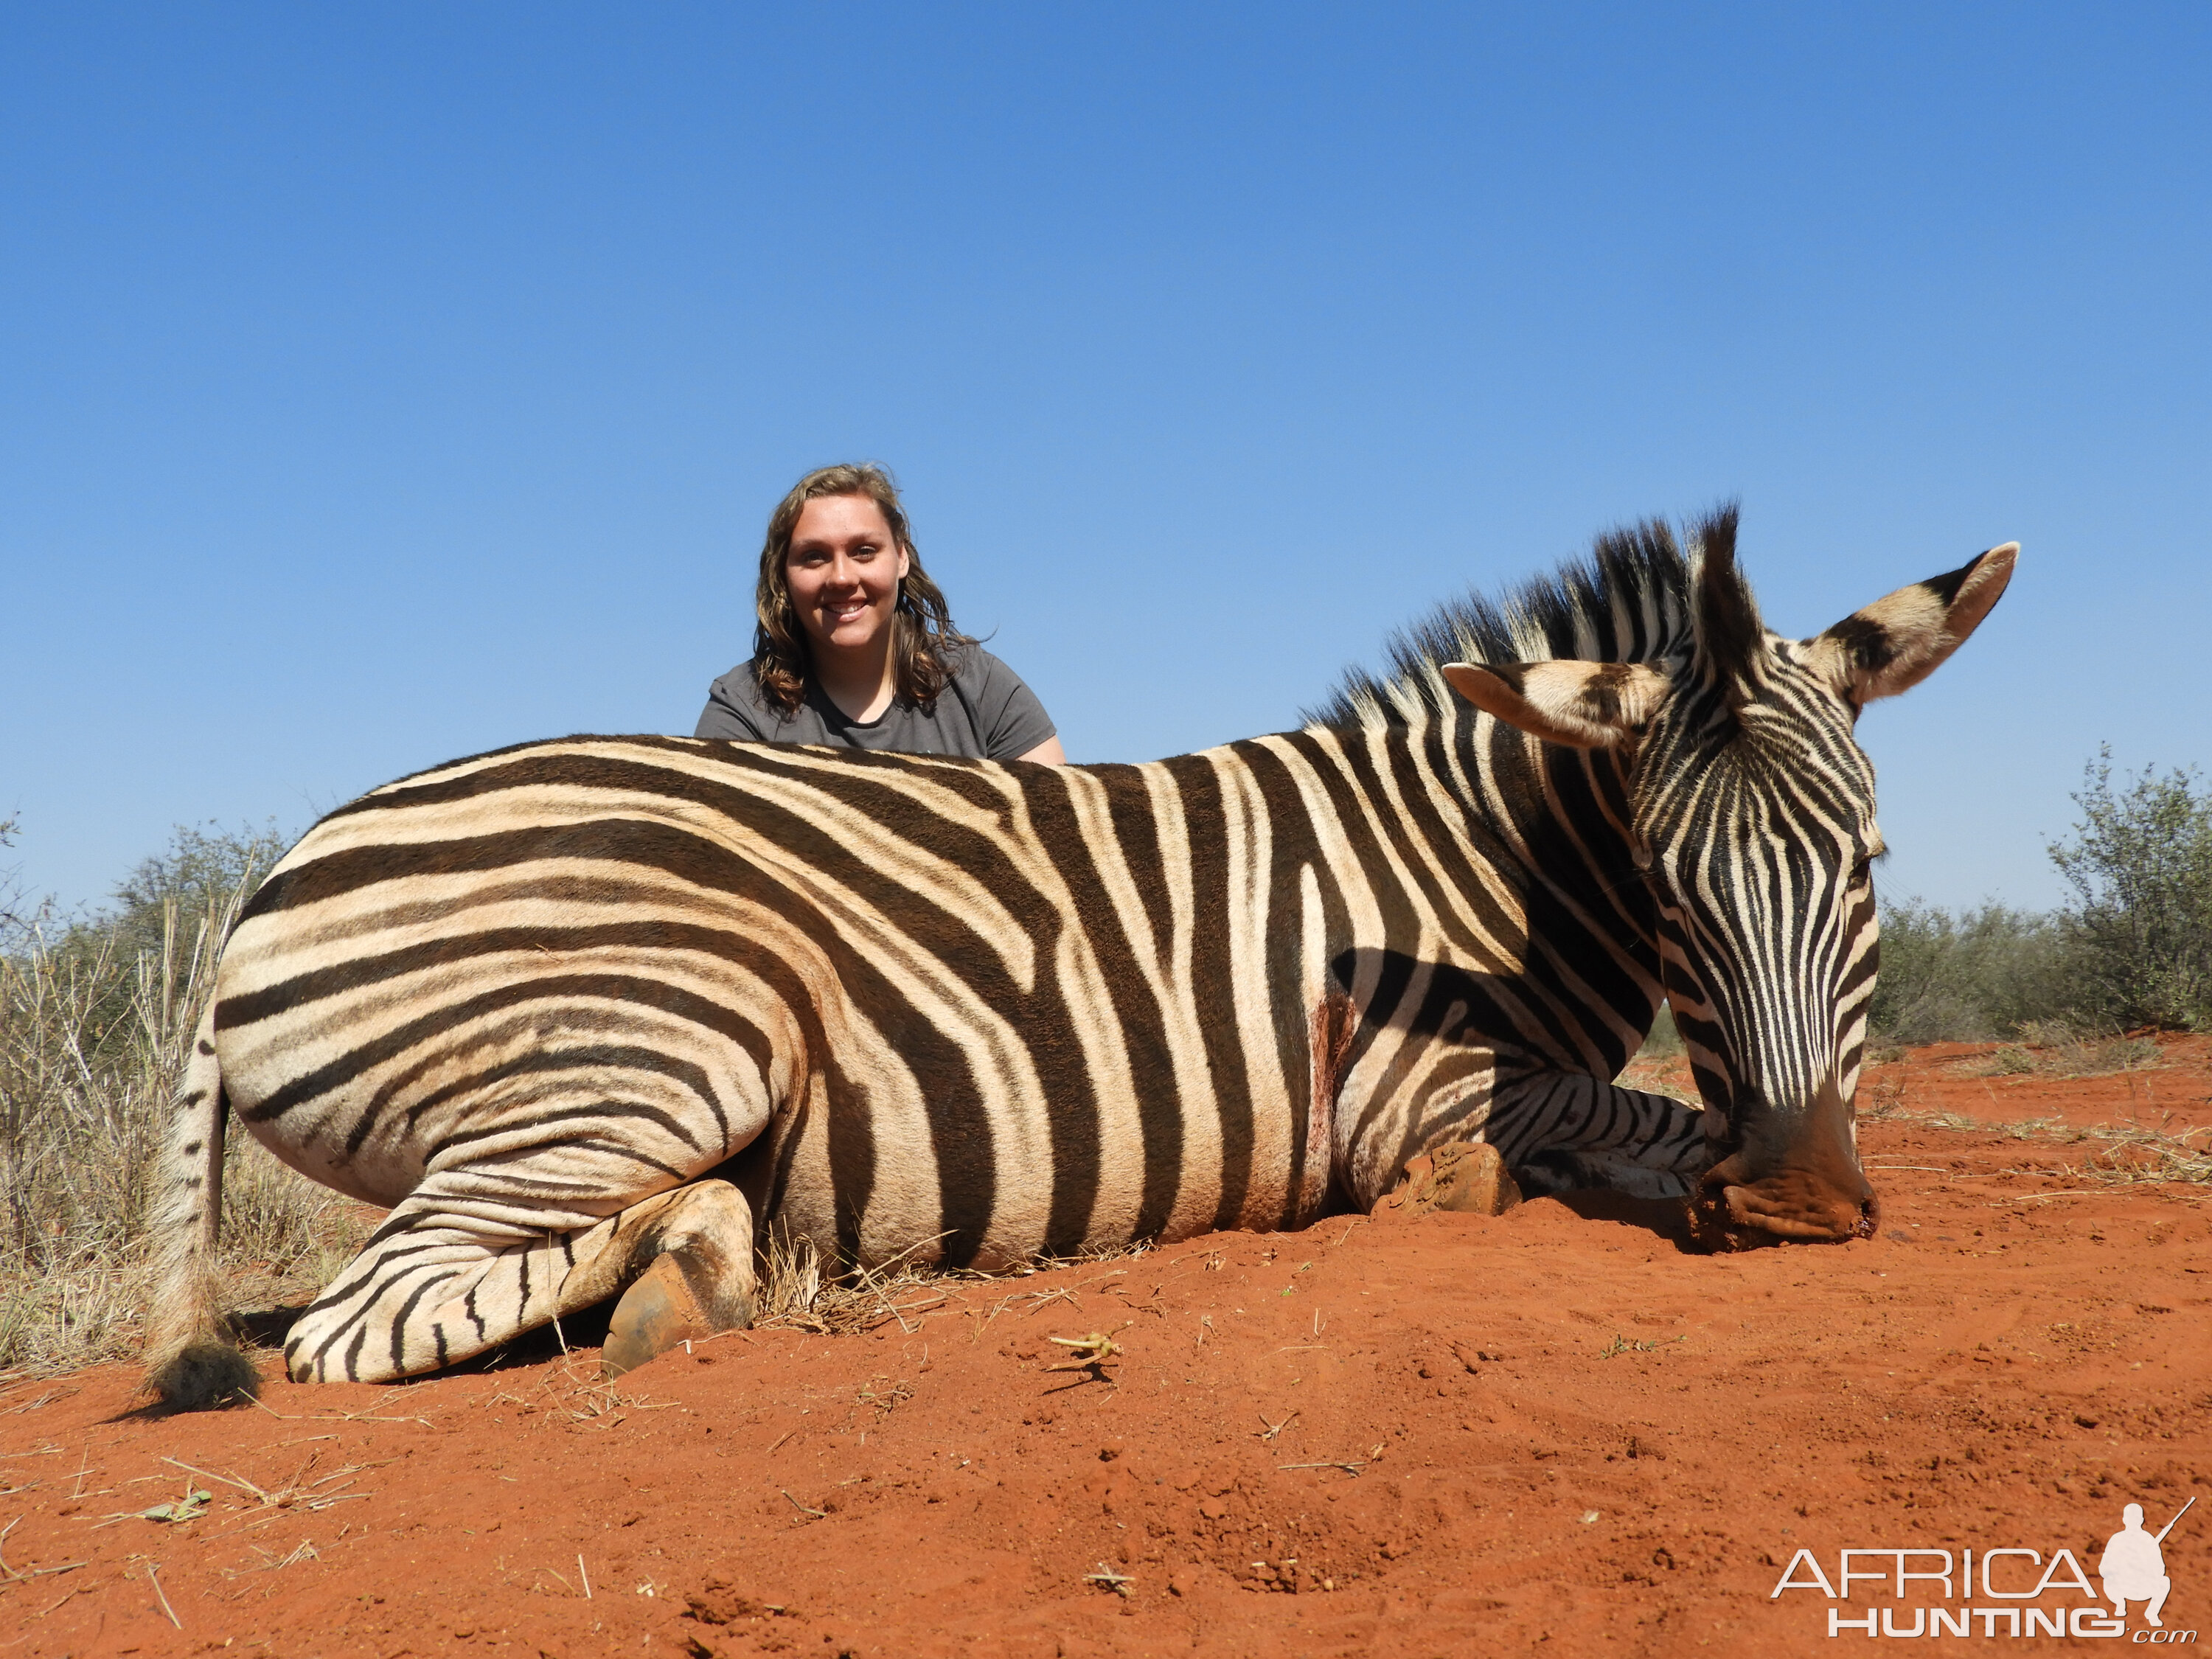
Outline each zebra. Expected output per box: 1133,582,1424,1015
144,508,2014,1406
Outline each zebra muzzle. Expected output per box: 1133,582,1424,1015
1689,1162,1879,1250
1687,1082,1879,1251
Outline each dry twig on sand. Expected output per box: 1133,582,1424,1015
1043,1324,1132,1382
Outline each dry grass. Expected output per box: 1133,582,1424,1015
2051,1119,2212,1189
1857,1085,1976,1134
752,1232,961,1335
751,1229,1160,1337
1947,1023,2165,1080
0,893,370,1377
1632,1004,1683,1061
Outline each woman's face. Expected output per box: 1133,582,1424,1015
785,493,911,657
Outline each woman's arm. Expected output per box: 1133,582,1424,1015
1014,736,1068,765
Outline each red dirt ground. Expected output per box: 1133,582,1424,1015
4,1040,2208,1658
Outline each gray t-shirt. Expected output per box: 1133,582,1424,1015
693,647,1057,761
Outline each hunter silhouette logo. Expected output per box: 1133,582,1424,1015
2104,1498,2191,1629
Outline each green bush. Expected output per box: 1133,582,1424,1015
15,821,290,1063
92,820,291,964
1869,751,2212,1044
2051,749,2212,1032
1869,899,2079,1046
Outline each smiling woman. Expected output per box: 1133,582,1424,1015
694,463,1066,763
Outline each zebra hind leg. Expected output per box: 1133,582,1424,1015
282,1178,757,1386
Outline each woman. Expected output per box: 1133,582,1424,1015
695,463,1067,763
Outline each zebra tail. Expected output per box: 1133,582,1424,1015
141,1002,260,1408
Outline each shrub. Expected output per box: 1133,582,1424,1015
0,824,359,1377
0,815,41,959
101,820,290,962
1869,898,2078,1046
2051,749,2212,1031
10,820,285,1056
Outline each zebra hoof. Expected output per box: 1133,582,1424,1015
1376,1141,1523,1219
602,1253,712,1379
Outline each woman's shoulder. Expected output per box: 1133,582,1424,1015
941,644,1054,757
947,645,1033,695
708,657,771,704
697,658,798,742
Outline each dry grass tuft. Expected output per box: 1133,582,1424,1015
0,893,370,1377
752,1232,961,1336
1947,1023,2165,1080
751,1229,1158,1337
1952,1046,2039,1077
2053,1120,2212,1188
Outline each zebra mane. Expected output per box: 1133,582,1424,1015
1303,514,1714,734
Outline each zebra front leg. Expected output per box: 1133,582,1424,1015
589,1181,758,1378
1484,1074,1714,1200
1373,1141,1525,1218
283,1178,756,1385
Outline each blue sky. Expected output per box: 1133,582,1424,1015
3,4,2206,918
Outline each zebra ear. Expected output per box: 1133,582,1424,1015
1807,541,2018,706
1440,661,1672,749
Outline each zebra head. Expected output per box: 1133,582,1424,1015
1443,511,2017,1248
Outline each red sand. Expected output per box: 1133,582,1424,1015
4,1040,2207,1658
